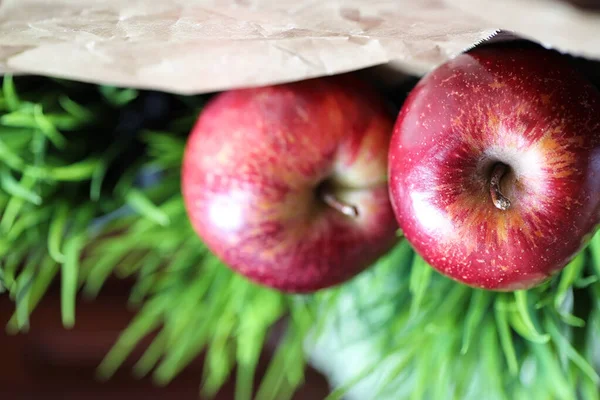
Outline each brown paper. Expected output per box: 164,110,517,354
0,0,497,94
446,0,600,61
0,0,598,95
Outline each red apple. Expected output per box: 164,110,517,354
388,46,600,291
182,76,398,292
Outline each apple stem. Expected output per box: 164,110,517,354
490,163,511,211
322,192,359,218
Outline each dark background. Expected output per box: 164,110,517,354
0,278,330,400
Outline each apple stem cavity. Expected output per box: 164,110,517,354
490,162,511,211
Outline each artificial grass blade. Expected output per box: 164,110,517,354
125,189,170,226
0,167,42,205
61,234,84,328
97,301,164,379
514,291,550,343
545,316,600,384
47,201,69,263
33,104,67,149
495,297,519,376
133,330,167,378
2,75,20,111
461,289,492,354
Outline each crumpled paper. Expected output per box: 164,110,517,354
0,0,497,94
0,0,598,94
447,0,600,61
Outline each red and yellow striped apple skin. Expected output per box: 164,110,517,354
182,76,398,292
389,47,600,291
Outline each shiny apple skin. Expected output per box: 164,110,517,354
389,47,600,291
182,76,399,293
